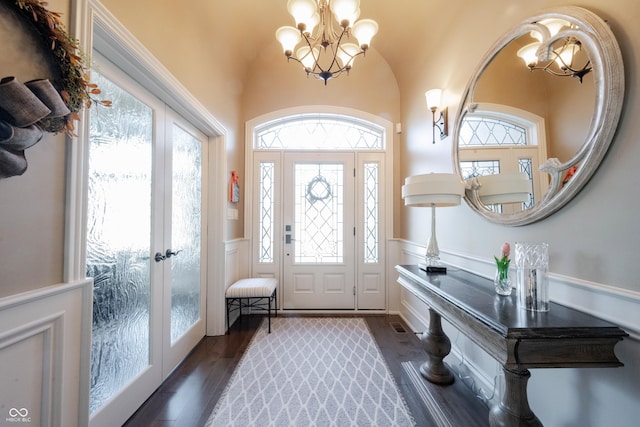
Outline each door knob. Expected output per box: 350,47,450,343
154,252,166,262
165,249,182,258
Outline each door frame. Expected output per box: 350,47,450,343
84,55,209,427
282,152,356,309
245,106,394,313
66,2,229,425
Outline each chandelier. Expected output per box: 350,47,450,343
275,0,378,85
516,18,592,83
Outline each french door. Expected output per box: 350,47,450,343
86,60,206,427
252,150,386,310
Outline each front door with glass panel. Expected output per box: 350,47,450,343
283,153,355,309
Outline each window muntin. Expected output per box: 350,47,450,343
459,117,527,147
255,114,384,150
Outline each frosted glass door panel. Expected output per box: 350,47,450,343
170,124,202,343
86,73,153,413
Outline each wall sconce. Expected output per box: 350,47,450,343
425,89,448,144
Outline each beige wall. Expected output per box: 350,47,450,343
1,0,635,296
0,0,70,296
399,0,639,293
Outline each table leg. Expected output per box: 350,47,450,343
489,367,542,427
419,308,455,385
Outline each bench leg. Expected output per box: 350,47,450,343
226,298,230,335
268,295,271,333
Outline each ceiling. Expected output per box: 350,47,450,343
209,0,469,86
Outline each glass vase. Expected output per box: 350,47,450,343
494,268,512,295
515,242,549,312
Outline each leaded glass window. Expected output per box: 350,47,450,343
519,158,535,209
294,163,344,263
259,162,275,263
460,160,500,180
459,117,527,146
364,163,379,263
255,115,384,150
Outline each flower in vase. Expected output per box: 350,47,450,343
494,242,511,281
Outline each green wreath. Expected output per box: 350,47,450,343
9,0,110,134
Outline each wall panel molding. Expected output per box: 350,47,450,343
0,279,92,427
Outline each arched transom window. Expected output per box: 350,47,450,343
254,114,385,150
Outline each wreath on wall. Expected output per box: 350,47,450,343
8,0,111,134
0,0,110,179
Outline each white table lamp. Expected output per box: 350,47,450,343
402,173,465,271
477,172,532,205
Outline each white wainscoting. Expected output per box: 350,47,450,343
394,240,640,425
0,279,93,427
207,238,250,335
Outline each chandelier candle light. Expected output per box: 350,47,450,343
276,0,379,84
516,18,592,83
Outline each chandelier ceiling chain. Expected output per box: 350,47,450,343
276,0,378,85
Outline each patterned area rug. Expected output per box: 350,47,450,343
206,317,415,426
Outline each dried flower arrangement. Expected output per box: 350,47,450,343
10,0,110,135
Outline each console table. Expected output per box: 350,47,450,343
395,264,627,427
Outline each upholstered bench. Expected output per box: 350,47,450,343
225,278,278,334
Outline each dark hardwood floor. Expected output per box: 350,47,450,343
123,315,489,427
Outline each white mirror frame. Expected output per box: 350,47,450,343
453,6,624,226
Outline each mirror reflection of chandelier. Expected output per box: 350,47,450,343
275,0,378,85
516,18,592,83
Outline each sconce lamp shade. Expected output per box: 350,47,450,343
477,172,532,205
402,173,465,207
425,89,442,111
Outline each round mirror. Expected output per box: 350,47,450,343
453,6,624,226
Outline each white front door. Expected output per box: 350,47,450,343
249,113,390,312
86,60,206,427
283,153,355,309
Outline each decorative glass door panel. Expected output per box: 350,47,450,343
87,71,155,414
294,163,344,263
87,66,206,426
283,153,355,309
169,124,202,343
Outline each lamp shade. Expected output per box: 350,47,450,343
517,42,540,67
337,43,360,68
425,89,442,111
276,26,302,55
296,45,319,69
331,0,360,26
402,173,465,207
352,19,378,49
287,0,317,27
477,172,532,205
